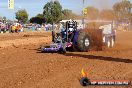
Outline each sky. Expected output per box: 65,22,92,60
0,0,131,20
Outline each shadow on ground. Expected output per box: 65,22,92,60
65,53,132,64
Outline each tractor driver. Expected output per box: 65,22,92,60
67,20,76,42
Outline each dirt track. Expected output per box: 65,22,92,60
0,31,132,88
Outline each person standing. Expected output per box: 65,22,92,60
45,24,48,31
41,23,45,31
12,25,16,33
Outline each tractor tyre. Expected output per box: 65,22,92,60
59,47,66,54
76,31,91,52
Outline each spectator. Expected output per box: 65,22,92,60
32,24,35,31
45,24,48,31
41,23,46,31
12,25,16,33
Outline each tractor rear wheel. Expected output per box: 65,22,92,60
76,31,91,52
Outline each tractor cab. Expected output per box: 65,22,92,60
59,19,83,31
54,19,78,43
41,19,91,53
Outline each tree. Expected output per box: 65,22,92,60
62,9,78,20
62,9,72,20
99,9,114,20
2,16,6,23
113,0,132,22
36,14,44,18
43,1,62,24
30,17,46,24
3,16,6,21
85,7,99,20
15,9,28,23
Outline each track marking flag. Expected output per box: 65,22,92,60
8,0,14,9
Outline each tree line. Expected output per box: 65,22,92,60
15,0,132,24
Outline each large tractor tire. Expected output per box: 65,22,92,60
76,31,91,52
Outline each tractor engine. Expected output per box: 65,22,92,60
65,20,77,42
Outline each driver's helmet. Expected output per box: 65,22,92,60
68,19,74,32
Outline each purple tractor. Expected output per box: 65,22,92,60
41,20,91,53
41,20,116,53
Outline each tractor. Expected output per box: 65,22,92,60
41,19,116,53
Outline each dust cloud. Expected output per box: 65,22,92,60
85,0,121,10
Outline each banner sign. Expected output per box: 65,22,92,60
8,0,14,9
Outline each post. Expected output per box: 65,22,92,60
82,0,85,29
51,7,55,42
51,22,54,41
13,9,15,23
8,0,15,23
